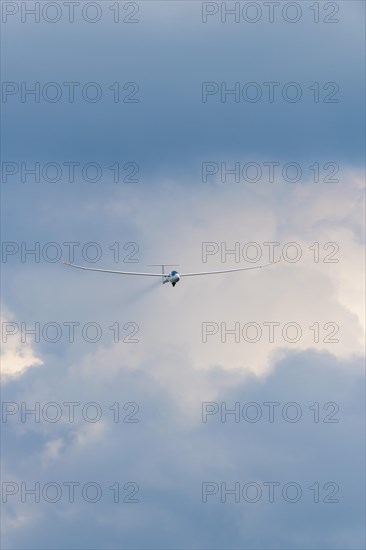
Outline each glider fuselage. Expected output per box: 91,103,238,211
163,270,180,287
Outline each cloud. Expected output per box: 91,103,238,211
78,170,363,378
1,309,43,381
2,3,364,547
41,438,65,466
3,171,364,383
2,350,364,549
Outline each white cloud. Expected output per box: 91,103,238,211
1,309,43,381
88,170,364,381
3,172,364,394
41,438,65,466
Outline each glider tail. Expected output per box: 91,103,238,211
147,264,180,282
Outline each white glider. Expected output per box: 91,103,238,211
64,259,280,288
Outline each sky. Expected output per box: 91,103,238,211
1,1,365,549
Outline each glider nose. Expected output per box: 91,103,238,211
169,271,180,286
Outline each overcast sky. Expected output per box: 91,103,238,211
1,1,365,549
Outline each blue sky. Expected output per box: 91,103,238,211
1,1,365,549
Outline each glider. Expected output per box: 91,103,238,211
64,259,281,287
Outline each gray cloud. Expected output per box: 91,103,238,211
2,349,364,549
